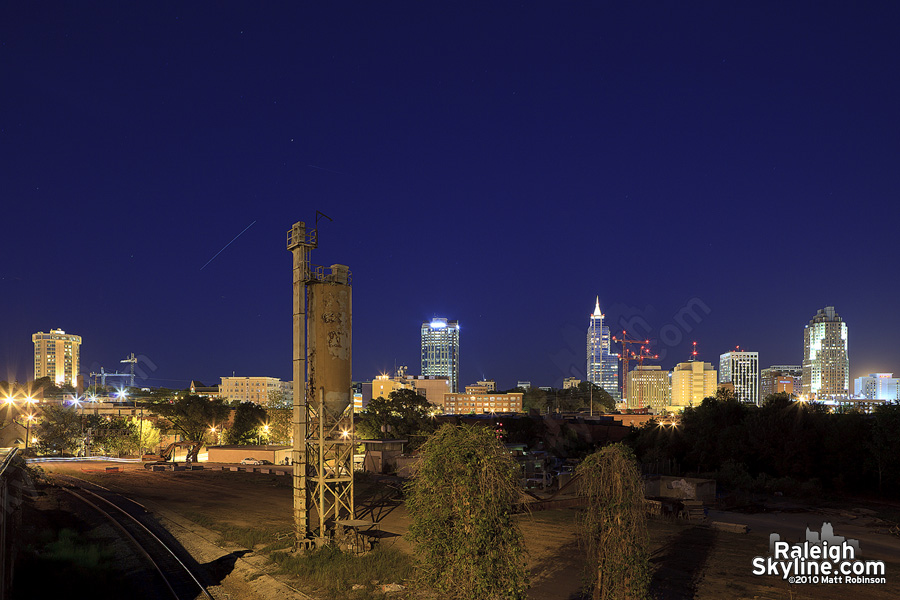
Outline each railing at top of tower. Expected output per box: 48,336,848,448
286,223,318,249
307,264,352,285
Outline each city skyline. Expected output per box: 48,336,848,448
14,300,879,396
2,4,900,390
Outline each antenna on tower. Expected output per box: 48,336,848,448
690,341,698,362
315,210,333,230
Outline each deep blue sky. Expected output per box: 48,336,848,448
2,3,899,390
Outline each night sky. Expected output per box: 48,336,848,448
2,3,899,391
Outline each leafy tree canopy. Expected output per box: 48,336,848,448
356,388,436,443
225,402,268,445
152,394,229,444
34,405,82,455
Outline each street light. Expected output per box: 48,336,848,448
24,413,35,451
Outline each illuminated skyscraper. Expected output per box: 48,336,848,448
33,328,81,387
671,360,717,409
421,318,459,393
802,306,849,400
626,365,671,412
719,350,759,405
586,297,620,401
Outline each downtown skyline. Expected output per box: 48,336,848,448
2,3,900,390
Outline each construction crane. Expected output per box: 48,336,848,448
120,352,138,386
90,352,139,389
612,332,651,402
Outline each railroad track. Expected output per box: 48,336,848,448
53,473,215,600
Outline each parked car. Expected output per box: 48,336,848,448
240,457,262,465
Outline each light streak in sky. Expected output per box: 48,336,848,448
200,220,257,271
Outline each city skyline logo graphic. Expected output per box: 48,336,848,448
752,522,886,585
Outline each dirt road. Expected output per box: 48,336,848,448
38,462,900,600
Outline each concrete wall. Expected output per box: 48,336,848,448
207,445,291,464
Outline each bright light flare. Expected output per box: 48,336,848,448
340,429,350,439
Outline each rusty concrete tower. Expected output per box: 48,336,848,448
287,220,355,548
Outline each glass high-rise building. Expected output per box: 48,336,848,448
719,351,759,405
802,306,849,400
586,297,621,401
421,318,459,393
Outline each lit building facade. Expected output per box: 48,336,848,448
372,372,451,407
802,307,849,400
219,376,292,404
443,392,523,415
586,297,621,401
625,365,671,412
854,373,900,401
760,365,802,399
421,318,459,393
371,374,407,400
476,379,496,392
562,376,581,390
719,351,759,405
670,361,717,409
33,328,81,387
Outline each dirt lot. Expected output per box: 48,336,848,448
40,462,900,600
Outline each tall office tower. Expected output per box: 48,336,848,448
626,365,671,412
670,361,717,409
760,365,802,399
33,328,82,387
586,297,621,401
802,306,849,400
421,318,460,393
719,350,760,405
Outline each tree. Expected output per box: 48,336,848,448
265,389,292,445
356,389,436,445
869,404,900,493
552,382,616,413
522,387,548,413
91,416,139,457
35,405,82,455
128,416,160,454
406,424,528,600
225,402,268,445
153,394,230,454
577,443,650,600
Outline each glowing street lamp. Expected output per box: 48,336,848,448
24,413,35,450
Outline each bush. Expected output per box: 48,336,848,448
405,424,528,600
